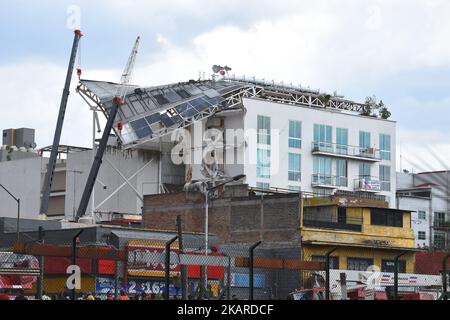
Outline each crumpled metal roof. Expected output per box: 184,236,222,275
78,76,372,149
78,79,245,148
78,80,139,103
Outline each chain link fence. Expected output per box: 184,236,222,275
1,228,450,300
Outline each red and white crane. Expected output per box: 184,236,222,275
76,36,141,221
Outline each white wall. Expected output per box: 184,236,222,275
242,98,397,205
397,196,430,248
66,148,160,220
0,157,45,219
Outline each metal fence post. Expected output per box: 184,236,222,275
249,241,262,300
37,227,45,300
176,215,188,300
394,251,407,300
325,247,338,300
227,256,232,301
71,230,83,300
114,261,120,300
165,236,178,300
442,254,450,300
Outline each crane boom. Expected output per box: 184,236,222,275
75,36,140,221
40,30,83,216
118,36,140,97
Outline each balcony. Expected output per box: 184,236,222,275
354,177,381,193
303,217,363,232
433,220,450,230
311,142,381,162
311,174,348,189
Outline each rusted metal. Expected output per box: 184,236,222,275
13,243,127,261
235,257,325,271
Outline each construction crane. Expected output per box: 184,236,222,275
75,36,141,221
40,30,83,216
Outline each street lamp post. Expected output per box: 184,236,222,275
0,184,21,243
203,174,246,293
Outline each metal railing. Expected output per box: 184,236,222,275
354,177,381,192
311,142,381,160
311,174,348,187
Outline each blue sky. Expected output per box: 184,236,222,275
1,0,449,171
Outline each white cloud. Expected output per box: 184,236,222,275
123,0,450,94
397,128,450,172
2,0,450,173
0,62,120,149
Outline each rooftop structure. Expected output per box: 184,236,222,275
77,76,381,150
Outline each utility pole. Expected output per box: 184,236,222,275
0,184,21,243
177,215,188,300
37,227,45,300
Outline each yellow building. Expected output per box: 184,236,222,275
301,195,417,273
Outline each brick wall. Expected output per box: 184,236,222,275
143,192,301,246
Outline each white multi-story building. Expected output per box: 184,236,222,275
240,98,396,203
397,171,449,250
171,79,397,206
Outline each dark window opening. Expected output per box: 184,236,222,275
337,207,346,224
381,260,406,273
347,258,373,271
371,208,403,227
312,255,339,269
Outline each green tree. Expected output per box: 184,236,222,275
318,94,332,106
378,100,391,119
362,95,379,117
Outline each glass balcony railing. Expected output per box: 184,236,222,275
311,174,348,188
311,142,381,161
354,177,381,192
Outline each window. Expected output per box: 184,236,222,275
289,120,302,149
347,258,373,271
371,208,403,227
379,134,391,160
336,160,348,187
337,207,347,224
418,231,426,240
336,128,348,154
381,260,406,273
434,231,446,249
313,157,332,185
257,149,271,178
312,256,339,269
359,131,371,149
256,182,270,190
288,153,301,182
418,211,426,220
313,124,332,152
434,212,446,227
257,115,271,145
288,186,301,192
379,165,391,191
359,163,371,178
